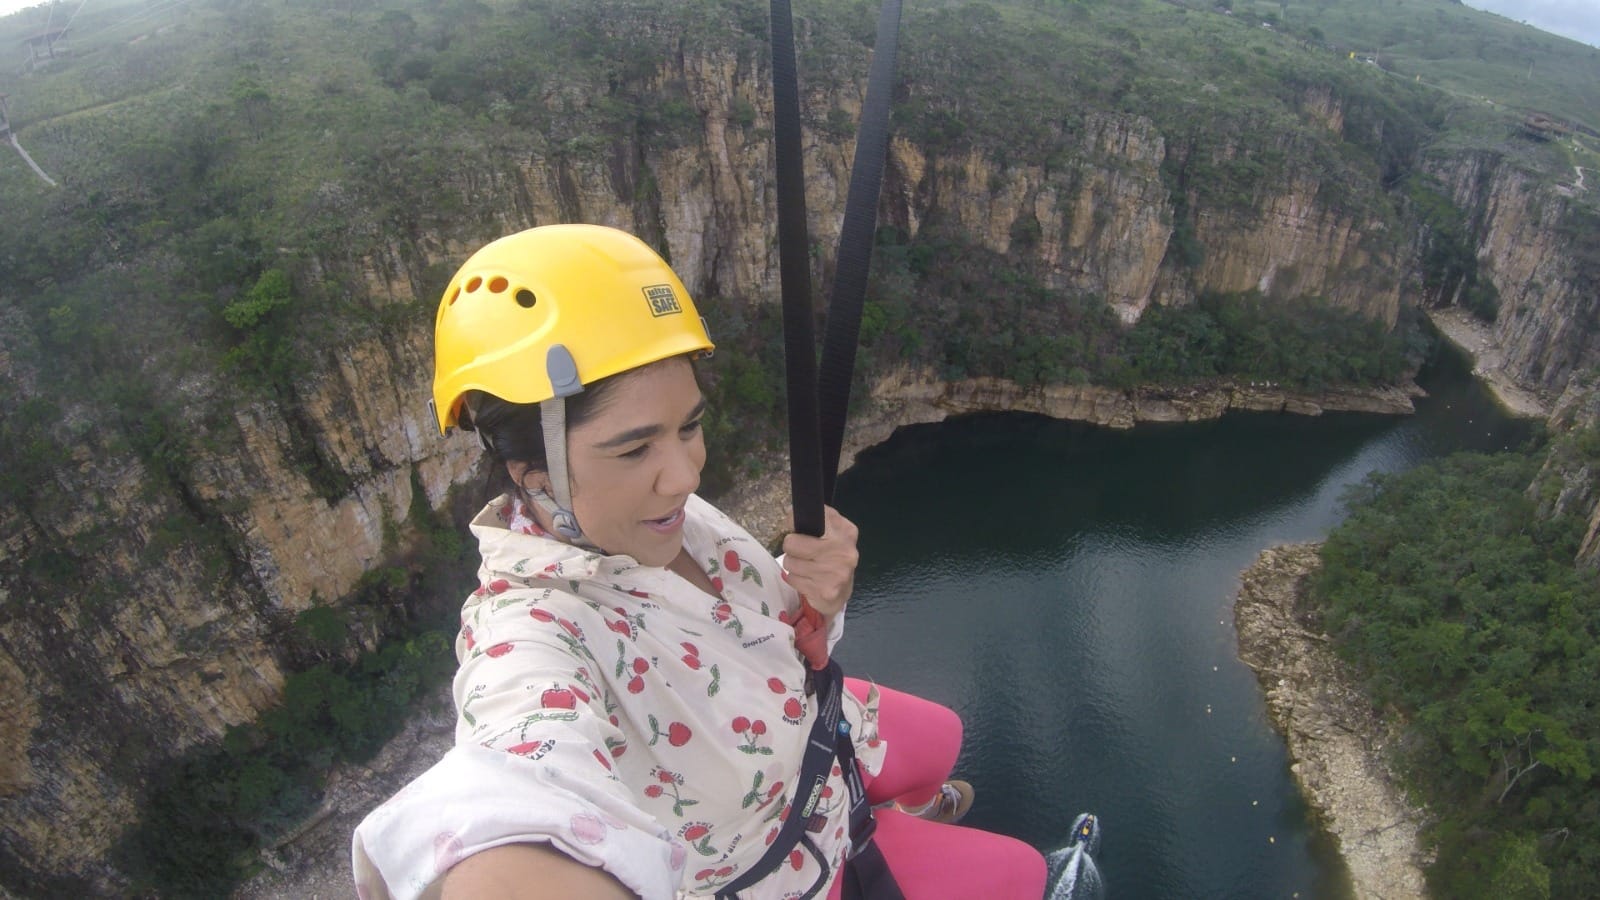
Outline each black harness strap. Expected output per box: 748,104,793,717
817,0,903,502
772,0,828,542
719,662,907,900
717,660,903,900
756,0,906,897
836,705,905,900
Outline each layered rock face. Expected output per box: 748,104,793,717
0,325,472,892
0,38,1586,897
887,115,1177,323
842,366,1418,461
1428,151,1600,393
1425,148,1600,569
1528,375,1600,567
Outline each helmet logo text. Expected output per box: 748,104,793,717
643,284,683,317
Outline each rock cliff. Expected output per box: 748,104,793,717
844,366,1420,461
1427,149,1600,394
0,325,469,893
1527,372,1600,568
1422,142,1600,567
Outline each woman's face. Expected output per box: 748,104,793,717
535,356,707,566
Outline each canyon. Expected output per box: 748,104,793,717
2,20,1598,896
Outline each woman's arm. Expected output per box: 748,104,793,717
442,843,636,900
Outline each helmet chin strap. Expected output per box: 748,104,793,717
535,345,596,548
535,397,593,545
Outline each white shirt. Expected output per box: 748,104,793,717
352,494,884,899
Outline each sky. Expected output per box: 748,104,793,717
1462,0,1600,48
1,0,66,24
1,0,47,21
0,0,1596,46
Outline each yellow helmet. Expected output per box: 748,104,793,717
431,224,714,433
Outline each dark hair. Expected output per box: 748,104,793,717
461,375,624,499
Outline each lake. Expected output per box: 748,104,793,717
832,346,1532,899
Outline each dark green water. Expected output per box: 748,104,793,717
831,347,1532,899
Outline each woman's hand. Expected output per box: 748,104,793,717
780,505,860,624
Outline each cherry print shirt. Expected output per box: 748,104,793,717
351,494,885,900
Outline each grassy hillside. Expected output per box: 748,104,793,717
1215,0,1600,183
1227,0,1600,133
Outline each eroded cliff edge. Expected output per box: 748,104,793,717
1233,543,1430,900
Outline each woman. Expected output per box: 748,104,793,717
352,225,1046,899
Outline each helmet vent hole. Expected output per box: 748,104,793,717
515,289,537,309
465,276,483,292
445,286,461,306
488,276,509,293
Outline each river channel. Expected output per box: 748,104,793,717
830,346,1533,899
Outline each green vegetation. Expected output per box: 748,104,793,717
1122,291,1415,387
0,397,60,506
1222,0,1600,135
113,628,457,897
864,227,1124,385
1312,444,1600,898
692,293,789,497
1407,174,1500,321
864,228,1419,389
0,0,1585,524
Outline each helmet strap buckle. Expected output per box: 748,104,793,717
550,509,585,542
538,346,593,548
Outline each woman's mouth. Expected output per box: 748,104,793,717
643,507,685,532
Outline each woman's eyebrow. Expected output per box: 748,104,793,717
594,424,663,449
682,397,708,424
593,397,707,450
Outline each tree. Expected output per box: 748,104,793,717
1484,833,1551,900
229,77,273,139
222,269,296,389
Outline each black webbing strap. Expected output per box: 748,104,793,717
763,0,905,896
772,0,828,541
777,0,904,527
837,708,905,900
816,0,903,503
715,661,846,899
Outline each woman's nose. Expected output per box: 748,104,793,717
657,441,701,496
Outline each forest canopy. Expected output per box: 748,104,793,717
1312,445,1600,899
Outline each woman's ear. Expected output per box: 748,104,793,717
510,463,552,497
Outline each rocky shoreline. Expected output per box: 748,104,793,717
842,369,1424,469
1425,308,1551,419
1232,543,1431,899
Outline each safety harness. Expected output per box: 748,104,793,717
714,659,899,899
716,1,907,897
